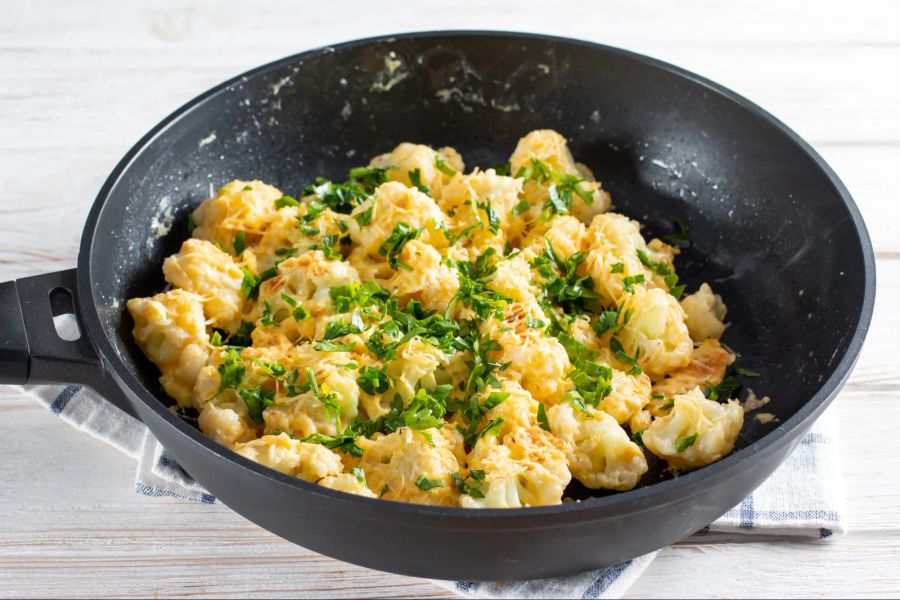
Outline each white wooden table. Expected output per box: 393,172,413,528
2,1,899,597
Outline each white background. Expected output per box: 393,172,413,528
1,1,899,597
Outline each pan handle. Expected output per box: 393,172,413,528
0,268,139,420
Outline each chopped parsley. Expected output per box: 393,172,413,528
350,466,367,485
260,300,277,326
233,231,246,255
280,293,310,321
531,241,599,313
301,429,363,457
212,320,255,348
305,367,343,428
735,366,760,377
329,281,390,318
537,402,551,431
525,316,545,329
622,273,645,293
378,222,419,269
309,233,342,260
217,349,245,393
610,336,642,376
321,317,365,340
664,218,689,244
704,375,742,402
515,158,593,217
631,429,645,447
314,339,356,352
353,385,452,439
434,155,457,176
238,385,275,424
241,266,278,300
348,166,393,192
275,195,301,209
675,432,698,453
451,472,485,498
451,248,513,319
415,475,443,491
512,199,531,217
636,249,684,299
610,262,624,274
253,358,286,379
356,366,390,395
592,306,631,337
478,417,505,440
364,300,460,359
408,168,429,194
352,203,375,227
476,199,500,233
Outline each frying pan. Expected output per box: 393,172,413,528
0,31,874,580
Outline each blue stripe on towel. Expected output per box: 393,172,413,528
50,385,80,415
739,494,754,529
157,455,194,482
582,560,633,599
801,432,828,445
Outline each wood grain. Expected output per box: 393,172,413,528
1,0,898,598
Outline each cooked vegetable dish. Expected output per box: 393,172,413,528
127,129,749,507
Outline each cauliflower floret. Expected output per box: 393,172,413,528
127,289,210,408
463,427,570,508
380,240,459,312
190,180,283,251
582,213,677,306
642,387,744,469
521,215,587,263
319,472,377,498
197,403,256,447
254,203,347,270
681,283,728,341
162,238,244,332
569,315,605,355
476,381,540,434
369,142,464,198
548,402,647,491
358,427,460,506
481,304,572,403
509,129,611,224
232,434,344,482
616,286,693,380
263,364,359,438
485,253,540,304
384,338,450,405
255,250,361,324
629,409,652,435
652,339,735,399
596,368,652,425
437,168,524,248
346,182,448,266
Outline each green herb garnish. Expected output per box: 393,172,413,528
675,432,698,452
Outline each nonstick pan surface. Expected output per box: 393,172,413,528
0,32,874,579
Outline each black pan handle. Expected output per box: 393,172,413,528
0,268,139,420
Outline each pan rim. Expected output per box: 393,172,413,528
77,29,876,522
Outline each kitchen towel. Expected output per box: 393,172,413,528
25,381,844,599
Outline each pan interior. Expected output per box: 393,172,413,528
87,33,867,492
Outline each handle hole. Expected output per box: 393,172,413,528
49,287,82,342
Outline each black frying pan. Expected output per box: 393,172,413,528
0,32,875,580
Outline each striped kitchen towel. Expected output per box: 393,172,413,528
23,382,844,600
